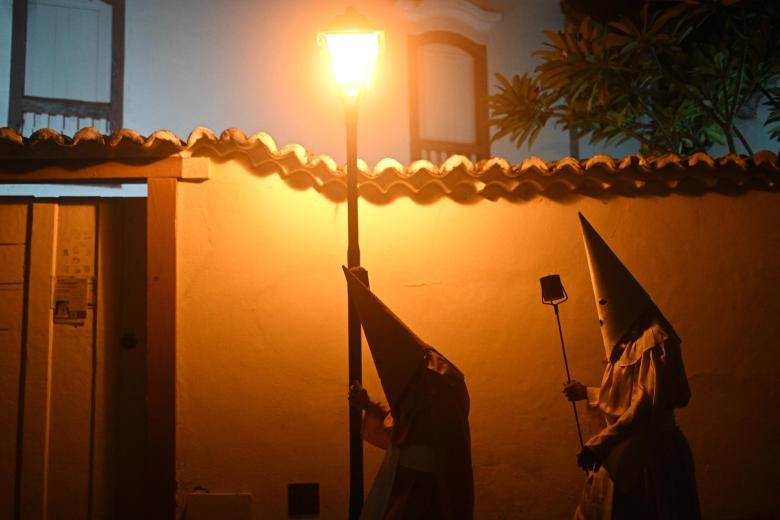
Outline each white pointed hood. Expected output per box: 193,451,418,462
579,213,654,357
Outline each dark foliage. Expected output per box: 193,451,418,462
489,1,780,156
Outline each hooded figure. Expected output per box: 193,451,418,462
344,266,473,520
564,214,700,520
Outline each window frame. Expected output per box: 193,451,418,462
407,30,489,162
8,0,125,134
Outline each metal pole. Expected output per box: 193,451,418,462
345,96,364,520
554,304,585,449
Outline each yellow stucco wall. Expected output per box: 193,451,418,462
177,159,780,518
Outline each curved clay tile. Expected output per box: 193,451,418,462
0,126,185,159
0,127,778,201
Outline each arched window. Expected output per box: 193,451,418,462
8,0,124,135
408,30,489,163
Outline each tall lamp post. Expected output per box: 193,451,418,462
318,8,383,520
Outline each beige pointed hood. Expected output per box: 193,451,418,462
579,213,654,357
343,266,427,409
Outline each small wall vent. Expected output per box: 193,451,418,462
288,482,319,517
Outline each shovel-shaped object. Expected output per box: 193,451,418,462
540,274,585,450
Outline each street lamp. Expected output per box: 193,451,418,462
318,8,384,520
318,9,383,98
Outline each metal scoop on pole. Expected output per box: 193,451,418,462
540,274,584,449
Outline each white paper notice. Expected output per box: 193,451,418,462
54,276,89,324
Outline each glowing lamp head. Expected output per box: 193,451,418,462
318,7,384,98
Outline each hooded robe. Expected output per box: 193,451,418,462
343,267,473,520
576,214,700,520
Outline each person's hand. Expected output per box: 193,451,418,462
563,380,587,402
577,447,601,472
348,380,371,410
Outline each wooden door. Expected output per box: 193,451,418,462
0,198,146,519
0,201,29,520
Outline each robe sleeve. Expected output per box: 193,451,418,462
586,329,688,462
361,401,393,450
585,354,654,461
586,386,600,408
583,386,607,439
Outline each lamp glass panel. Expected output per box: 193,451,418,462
322,32,380,97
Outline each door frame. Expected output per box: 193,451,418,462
0,156,209,518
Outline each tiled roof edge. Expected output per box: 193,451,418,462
1,126,778,202
0,126,186,158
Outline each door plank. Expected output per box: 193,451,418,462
0,203,28,520
0,244,26,283
116,198,147,519
0,202,28,243
146,177,177,519
90,200,119,518
19,203,58,519
47,204,96,520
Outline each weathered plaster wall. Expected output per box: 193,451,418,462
176,159,780,518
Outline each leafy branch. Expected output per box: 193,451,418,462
489,0,780,156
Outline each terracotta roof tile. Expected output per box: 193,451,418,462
0,127,777,202
0,127,185,159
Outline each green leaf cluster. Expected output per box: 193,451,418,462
488,1,780,156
